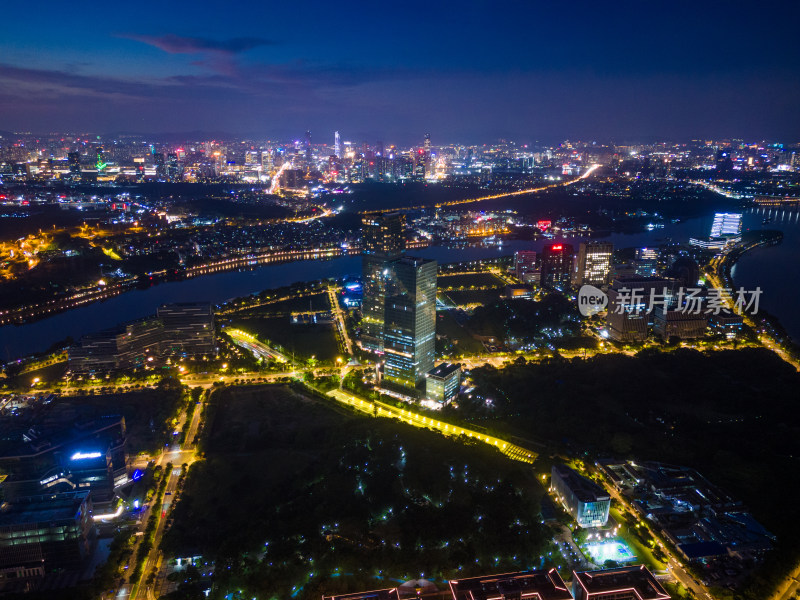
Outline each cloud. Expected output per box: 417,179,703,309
122,34,276,55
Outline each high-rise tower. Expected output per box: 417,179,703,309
574,242,612,287
361,212,406,352
541,243,575,291
382,256,437,396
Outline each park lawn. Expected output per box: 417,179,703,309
229,315,340,363
436,311,485,354
446,289,503,307
163,384,552,600
438,272,506,289
227,291,331,318
610,507,666,572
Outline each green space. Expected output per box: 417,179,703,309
609,507,666,572
228,315,340,363
438,272,506,289
436,311,485,356
466,293,581,343
444,289,503,306
162,385,551,600
465,347,800,599
0,378,184,456
225,291,331,318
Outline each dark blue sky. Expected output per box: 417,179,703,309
2,0,799,144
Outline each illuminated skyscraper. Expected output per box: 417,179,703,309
574,242,612,287
361,212,406,352
383,256,437,397
153,152,166,180
166,153,181,182
423,133,432,176
94,146,106,172
334,131,341,158
514,250,538,283
67,152,81,179
541,243,574,290
634,247,659,277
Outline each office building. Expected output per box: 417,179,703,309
514,251,538,283
690,212,742,250
709,310,744,339
449,569,573,600
550,465,610,528
633,248,659,277
0,491,95,574
540,243,574,291
94,146,106,171
59,449,116,504
167,152,181,181
652,306,707,340
710,213,742,238
605,277,676,343
383,256,437,397
157,302,215,355
154,152,166,180
361,212,406,352
574,242,612,287
426,363,461,405
116,317,165,369
572,566,670,600
67,152,81,180
69,303,215,372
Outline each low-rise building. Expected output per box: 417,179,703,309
426,363,461,405
449,569,573,600
70,302,215,372
0,491,95,576
551,465,610,528
572,566,670,600
652,306,707,340
504,284,533,299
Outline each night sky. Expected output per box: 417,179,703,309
2,1,799,143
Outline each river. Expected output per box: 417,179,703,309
1,213,796,360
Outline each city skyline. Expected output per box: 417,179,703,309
2,1,800,141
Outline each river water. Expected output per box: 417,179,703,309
1,212,797,360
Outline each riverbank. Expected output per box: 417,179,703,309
711,230,800,369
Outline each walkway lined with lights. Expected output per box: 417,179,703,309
327,389,536,464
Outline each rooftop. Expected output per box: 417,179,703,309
322,588,400,600
0,491,90,528
572,566,669,600
428,363,461,379
552,465,609,504
449,569,572,600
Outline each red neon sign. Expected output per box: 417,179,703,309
551,244,563,251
